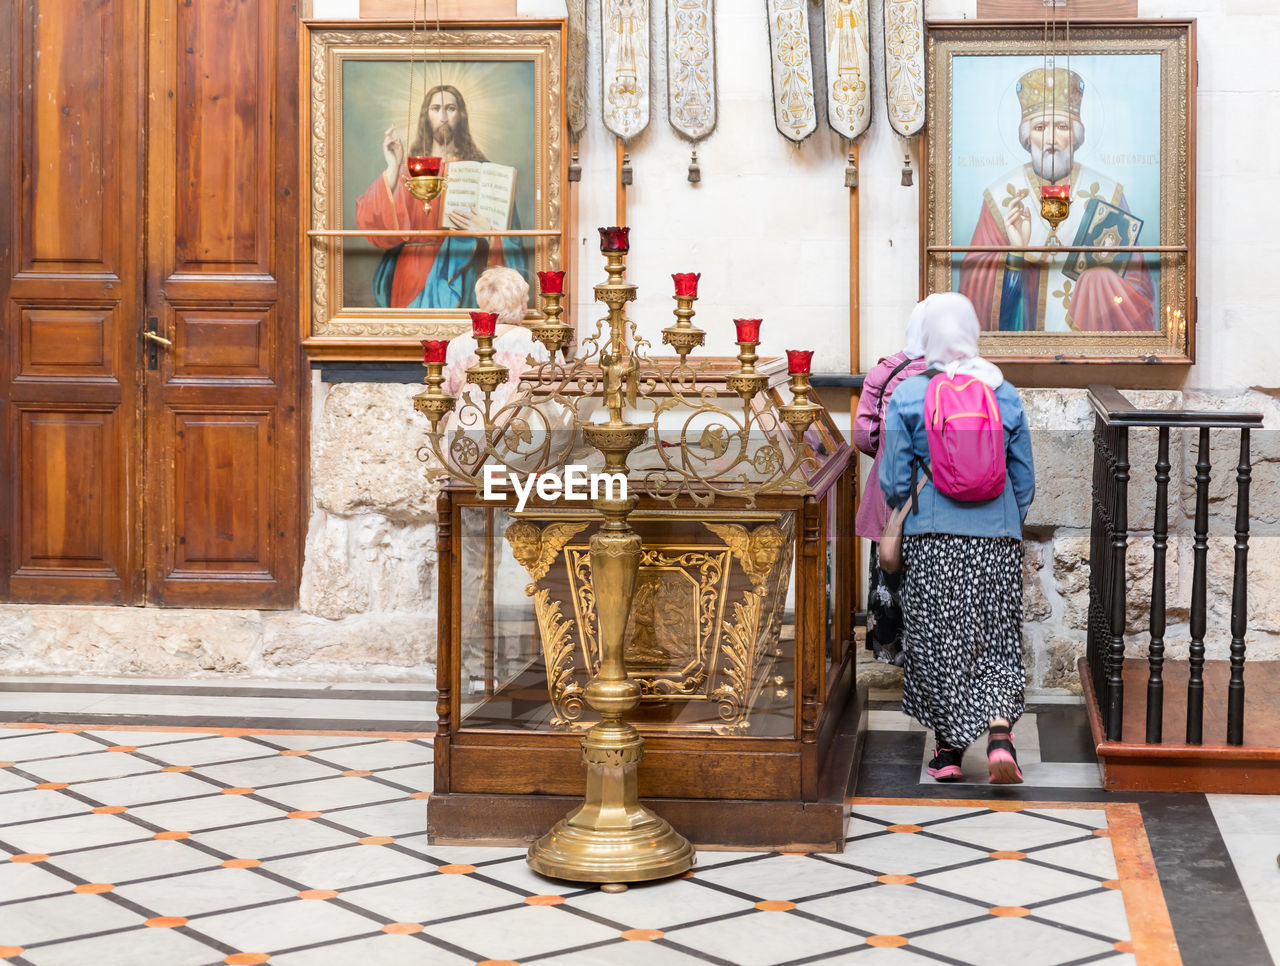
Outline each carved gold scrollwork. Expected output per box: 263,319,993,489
531,589,587,727
507,521,593,727
711,590,767,735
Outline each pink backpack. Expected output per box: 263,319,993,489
923,373,1006,501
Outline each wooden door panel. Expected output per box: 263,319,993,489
21,0,128,274
145,0,300,608
171,412,273,575
1,0,143,602
9,405,131,602
17,305,119,382
170,306,275,384
173,0,273,274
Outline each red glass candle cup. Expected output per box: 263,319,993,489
421,339,449,365
1040,184,1070,201
672,273,701,299
734,318,762,343
470,312,498,337
407,155,443,177
537,271,566,295
598,226,630,253
786,350,814,375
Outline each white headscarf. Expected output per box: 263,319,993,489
921,292,1004,389
903,295,932,359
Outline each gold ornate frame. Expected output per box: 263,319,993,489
303,21,567,359
922,20,1195,363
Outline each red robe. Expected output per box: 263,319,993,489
354,163,504,309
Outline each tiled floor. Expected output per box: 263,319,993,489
0,680,1275,965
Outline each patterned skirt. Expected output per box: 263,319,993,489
899,533,1025,748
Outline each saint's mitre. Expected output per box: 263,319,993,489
1016,67,1085,119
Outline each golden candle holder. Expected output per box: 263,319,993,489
779,369,822,435
412,225,825,889
413,360,456,431
404,174,447,213
726,321,768,400
662,294,706,364
530,290,573,359
466,323,509,398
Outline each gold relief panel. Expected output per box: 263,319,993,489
502,512,797,736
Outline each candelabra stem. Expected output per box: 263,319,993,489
527,425,694,886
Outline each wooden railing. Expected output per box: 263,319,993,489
1087,386,1264,744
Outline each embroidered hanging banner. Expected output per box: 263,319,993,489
823,0,871,139
666,0,716,141
883,0,926,137
601,0,651,139
765,0,817,143
567,0,587,136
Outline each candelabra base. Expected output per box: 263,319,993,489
527,801,696,885
527,723,695,884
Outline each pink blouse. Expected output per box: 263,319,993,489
854,351,929,539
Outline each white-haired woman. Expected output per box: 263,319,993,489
443,266,547,404
878,293,1035,783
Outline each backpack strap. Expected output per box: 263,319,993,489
904,367,944,514
908,457,933,515
876,355,917,420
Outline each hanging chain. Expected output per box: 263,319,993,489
1042,0,1049,138
1065,0,1071,172
435,0,444,93
406,0,423,153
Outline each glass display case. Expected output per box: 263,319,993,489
428,375,865,853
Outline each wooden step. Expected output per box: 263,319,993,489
1080,657,1280,793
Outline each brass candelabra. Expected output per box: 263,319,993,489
413,228,824,888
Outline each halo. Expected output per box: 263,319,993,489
367,61,533,160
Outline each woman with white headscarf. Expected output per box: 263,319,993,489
878,293,1036,783
854,296,932,665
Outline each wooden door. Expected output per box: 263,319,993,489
0,0,145,603
142,0,301,607
0,0,302,608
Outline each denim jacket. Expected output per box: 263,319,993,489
877,374,1035,539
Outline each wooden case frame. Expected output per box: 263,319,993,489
302,20,568,360
922,20,1196,363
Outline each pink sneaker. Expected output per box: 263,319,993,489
927,746,964,782
987,728,1023,784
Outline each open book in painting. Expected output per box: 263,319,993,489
442,161,518,230
1063,198,1144,281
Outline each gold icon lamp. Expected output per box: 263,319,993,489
1040,183,1071,247
413,226,825,888
405,155,447,213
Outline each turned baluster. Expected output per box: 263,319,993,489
1186,427,1211,745
1227,429,1252,746
1146,427,1170,744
